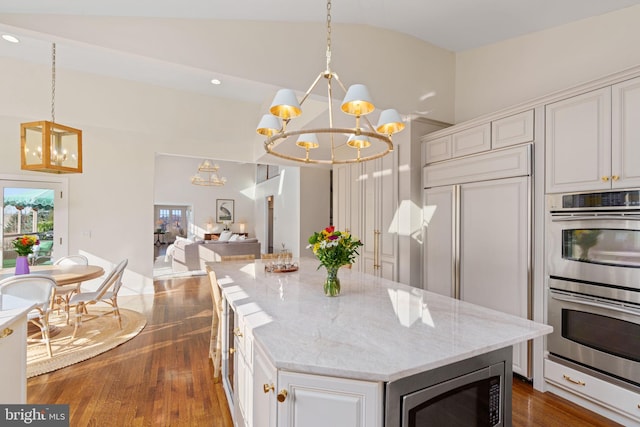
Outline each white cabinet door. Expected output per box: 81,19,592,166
492,110,535,149
361,152,398,280
253,344,277,427
277,371,382,427
423,186,455,297
459,177,530,377
545,88,612,193
452,123,491,157
612,77,640,189
0,316,27,404
235,336,252,427
423,134,452,164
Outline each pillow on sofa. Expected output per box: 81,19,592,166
229,233,239,242
218,230,233,242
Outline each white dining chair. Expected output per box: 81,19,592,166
68,259,128,338
53,254,89,323
0,274,57,357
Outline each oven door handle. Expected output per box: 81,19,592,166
550,214,640,222
550,291,640,317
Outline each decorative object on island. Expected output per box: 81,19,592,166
255,0,405,165
216,199,234,223
307,226,363,296
191,160,226,186
21,43,82,174
12,234,39,275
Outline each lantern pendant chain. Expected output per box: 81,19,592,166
51,43,56,124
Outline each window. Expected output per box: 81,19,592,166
256,164,280,184
154,205,190,242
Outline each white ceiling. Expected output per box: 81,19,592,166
3,0,640,52
2,1,640,110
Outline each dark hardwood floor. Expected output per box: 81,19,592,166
27,275,622,426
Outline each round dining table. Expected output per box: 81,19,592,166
0,264,105,285
0,264,105,336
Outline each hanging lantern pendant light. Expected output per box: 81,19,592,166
21,42,83,174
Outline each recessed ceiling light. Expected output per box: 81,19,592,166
210,78,221,85
2,34,20,43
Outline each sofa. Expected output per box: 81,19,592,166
170,237,261,272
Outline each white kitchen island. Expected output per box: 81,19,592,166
0,295,36,404
211,259,552,427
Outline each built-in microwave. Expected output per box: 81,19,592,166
385,347,511,427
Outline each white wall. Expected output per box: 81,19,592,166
455,5,640,122
251,166,330,258
154,156,256,238
0,16,457,125
253,167,301,256
299,167,331,258
0,57,261,282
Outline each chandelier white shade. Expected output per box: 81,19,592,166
191,160,227,186
255,0,405,165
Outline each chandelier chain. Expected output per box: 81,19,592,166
325,0,332,71
51,42,56,124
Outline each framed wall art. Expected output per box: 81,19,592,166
216,199,234,223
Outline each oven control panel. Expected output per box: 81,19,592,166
548,190,640,210
488,377,501,425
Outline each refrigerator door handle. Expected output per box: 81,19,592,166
453,184,461,300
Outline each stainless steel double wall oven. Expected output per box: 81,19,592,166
546,190,640,390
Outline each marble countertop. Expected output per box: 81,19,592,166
213,259,552,382
0,295,35,330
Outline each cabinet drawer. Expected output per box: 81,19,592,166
545,359,640,422
492,110,534,148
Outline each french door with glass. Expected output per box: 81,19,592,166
0,177,67,267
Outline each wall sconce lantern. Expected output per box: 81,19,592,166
20,43,83,174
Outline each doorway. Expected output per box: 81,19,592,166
153,204,190,258
1,178,67,267
266,195,274,254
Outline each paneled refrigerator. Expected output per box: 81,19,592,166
423,144,532,377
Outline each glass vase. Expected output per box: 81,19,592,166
324,266,341,297
15,256,30,275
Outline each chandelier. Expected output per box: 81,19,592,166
191,160,227,186
21,43,83,174
256,0,405,165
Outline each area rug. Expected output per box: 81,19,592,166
27,307,147,378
